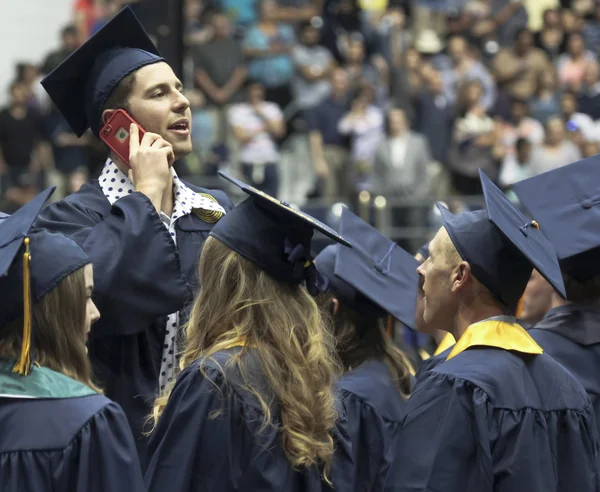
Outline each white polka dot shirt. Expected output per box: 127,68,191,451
99,158,225,392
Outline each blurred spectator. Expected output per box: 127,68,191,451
45,106,90,198
442,35,497,112
218,0,259,27
493,28,552,101
499,137,534,188
583,3,600,55
372,108,432,200
15,63,43,115
292,21,335,110
183,0,216,47
557,32,596,91
321,0,378,62
229,81,286,196
448,80,501,195
193,11,247,142
530,69,562,123
578,61,600,120
413,29,448,71
342,37,388,107
561,8,585,36
414,68,455,167
376,5,410,66
189,90,219,162
41,25,80,76
560,91,598,141
523,0,560,33
582,140,599,157
243,0,296,109
338,84,385,190
499,98,545,169
534,8,566,62
306,67,351,199
0,81,48,209
372,108,432,251
73,0,99,42
530,116,581,174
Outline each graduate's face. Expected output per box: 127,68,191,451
417,228,458,327
84,264,100,339
126,62,193,158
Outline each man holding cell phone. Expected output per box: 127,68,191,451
35,7,233,464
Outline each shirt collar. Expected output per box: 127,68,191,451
446,316,543,361
98,159,226,217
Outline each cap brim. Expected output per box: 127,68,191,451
217,171,352,247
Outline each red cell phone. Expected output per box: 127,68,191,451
99,109,146,167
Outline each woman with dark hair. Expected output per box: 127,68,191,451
145,173,352,491
0,188,144,491
314,208,417,491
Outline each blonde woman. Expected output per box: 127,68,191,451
314,208,417,491
0,188,143,491
145,173,351,491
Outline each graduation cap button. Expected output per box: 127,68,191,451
581,197,600,209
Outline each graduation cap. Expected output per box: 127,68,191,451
314,208,419,329
512,155,600,282
210,172,351,294
437,170,565,313
41,6,164,137
0,187,90,375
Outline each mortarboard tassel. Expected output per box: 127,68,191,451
13,237,32,376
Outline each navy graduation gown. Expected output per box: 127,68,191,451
414,346,452,385
34,180,233,463
390,348,600,492
0,368,143,491
145,348,333,491
530,304,600,438
332,360,410,492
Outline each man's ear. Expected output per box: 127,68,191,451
101,109,115,125
451,261,471,293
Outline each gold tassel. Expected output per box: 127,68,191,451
13,237,32,376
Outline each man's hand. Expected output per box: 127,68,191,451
128,124,174,213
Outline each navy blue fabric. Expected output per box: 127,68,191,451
438,170,566,311
530,304,600,438
331,360,409,492
304,98,350,147
314,208,419,327
41,7,164,137
34,179,233,464
414,346,452,385
211,172,350,290
0,186,89,326
513,154,600,281
145,348,335,491
0,393,144,491
389,348,600,491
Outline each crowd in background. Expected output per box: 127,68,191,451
2,0,600,250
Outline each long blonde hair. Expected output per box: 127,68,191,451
153,237,340,477
0,266,100,392
317,291,413,399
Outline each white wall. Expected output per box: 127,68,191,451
0,1,73,106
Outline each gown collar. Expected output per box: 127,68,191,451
447,315,543,361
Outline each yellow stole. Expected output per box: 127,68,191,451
446,319,543,361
